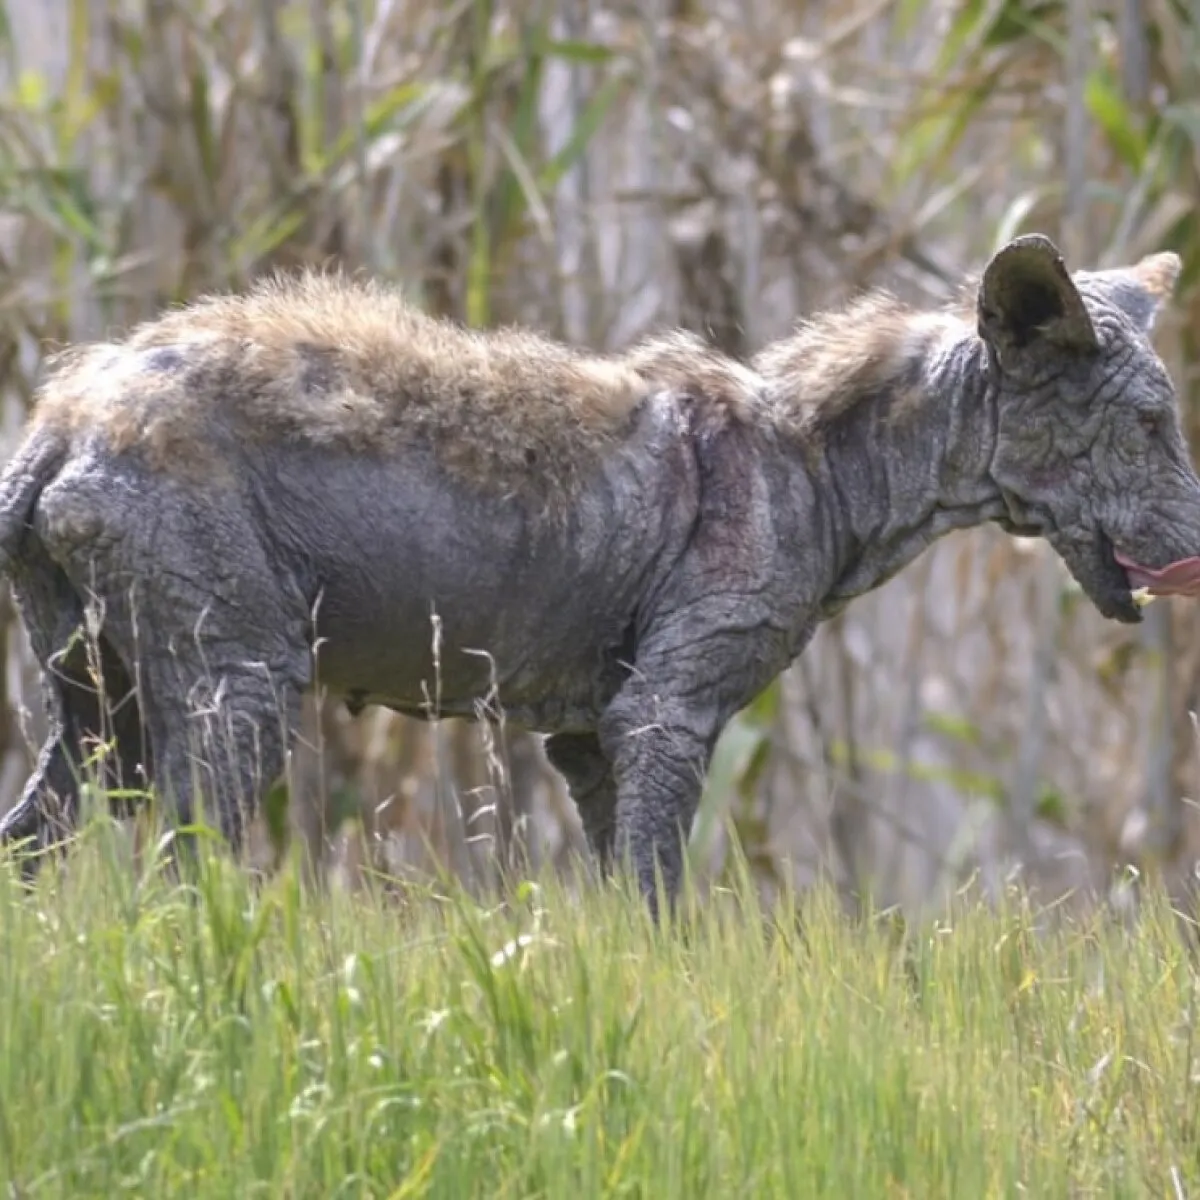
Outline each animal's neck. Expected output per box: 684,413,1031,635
757,300,1004,610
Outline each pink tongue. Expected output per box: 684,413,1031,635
1114,550,1200,597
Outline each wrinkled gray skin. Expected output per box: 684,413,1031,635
0,233,1198,917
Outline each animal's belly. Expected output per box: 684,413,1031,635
311,597,621,729
305,554,634,732
260,443,652,731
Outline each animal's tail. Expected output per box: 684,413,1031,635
0,424,68,577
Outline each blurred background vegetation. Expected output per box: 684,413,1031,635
2,0,1200,919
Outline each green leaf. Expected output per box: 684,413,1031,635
932,0,991,71
539,38,616,64
691,680,784,863
189,67,217,188
40,168,105,253
924,711,983,747
465,211,491,329
891,78,994,188
13,69,47,111
1035,787,1068,827
0,2,13,70
824,738,1006,802
892,0,936,40
63,0,90,144
538,71,627,191
492,24,548,247
230,203,308,267
263,778,291,860
321,82,431,174
1084,69,1146,171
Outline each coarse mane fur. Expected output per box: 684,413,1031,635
753,290,977,441
29,271,761,503
29,269,986,509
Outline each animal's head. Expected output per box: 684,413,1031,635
979,232,1200,624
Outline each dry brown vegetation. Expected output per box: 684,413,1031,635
3,0,1200,919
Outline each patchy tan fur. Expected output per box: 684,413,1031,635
1130,251,1182,301
620,328,763,428
753,291,975,438
30,272,756,501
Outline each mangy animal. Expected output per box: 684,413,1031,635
0,233,1198,915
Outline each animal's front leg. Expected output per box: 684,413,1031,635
543,731,618,873
598,618,780,918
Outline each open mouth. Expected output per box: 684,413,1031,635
1045,528,1200,625
1112,547,1200,598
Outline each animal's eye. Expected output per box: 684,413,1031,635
1138,411,1162,434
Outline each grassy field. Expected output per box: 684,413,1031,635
0,820,1198,1198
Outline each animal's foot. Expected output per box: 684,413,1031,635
0,798,64,882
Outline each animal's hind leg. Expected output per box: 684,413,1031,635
0,550,149,872
543,732,617,875
140,663,303,863
38,456,313,861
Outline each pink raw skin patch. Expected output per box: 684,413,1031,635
1114,550,1200,597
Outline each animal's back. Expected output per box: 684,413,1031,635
26,272,658,500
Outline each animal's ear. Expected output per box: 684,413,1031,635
1083,250,1182,335
1131,250,1183,300
977,233,1099,368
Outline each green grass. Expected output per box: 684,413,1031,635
1,820,1198,1198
